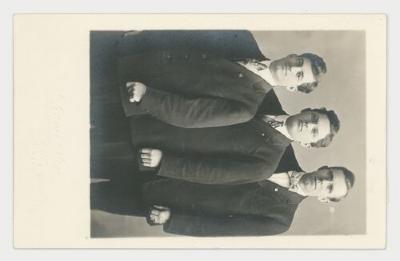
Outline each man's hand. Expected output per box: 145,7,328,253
148,205,171,225
140,148,163,168
126,81,147,103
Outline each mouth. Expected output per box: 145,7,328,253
278,65,288,75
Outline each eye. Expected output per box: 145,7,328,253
311,113,319,123
327,184,333,193
296,71,304,80
296,58,304,66
312,128,318,137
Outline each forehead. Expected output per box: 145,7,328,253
300,58,316,83
316,113,331,138
329,170,348,198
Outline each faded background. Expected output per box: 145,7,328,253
91,31,365,237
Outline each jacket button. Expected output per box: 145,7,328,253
228,214,233,218
238,72,244,78
274,188,279,192
184,54,189,59
201,54,207,59
261,133,265,137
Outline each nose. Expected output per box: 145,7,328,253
317,178,331,186
321,179,333,188
304,121,316,129
306,122,317,129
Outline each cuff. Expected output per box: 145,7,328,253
139,87,162,113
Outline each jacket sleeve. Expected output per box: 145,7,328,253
156,153,274,184
163,213,290,236
135,87,257,128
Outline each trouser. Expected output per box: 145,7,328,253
90,173,159,217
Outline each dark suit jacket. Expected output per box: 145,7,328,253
142,177,305,236
118,50,272,127
117,30,267,61
130,116,292,184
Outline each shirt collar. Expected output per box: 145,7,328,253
263,115,293,141
263,171,308,199
237,59,277,86
288,171,307,196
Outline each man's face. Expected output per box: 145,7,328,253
285,110,330,145
270,54,316,89
298,168,348,201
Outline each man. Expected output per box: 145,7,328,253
91,166,355,236
131,107,340,184
116,30,293,116
119,49,327,128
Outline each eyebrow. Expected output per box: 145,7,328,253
328,170,334,181
328,184,333,193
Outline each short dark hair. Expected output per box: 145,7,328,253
301,107,340,148
323,166,355,203
297,53,327,93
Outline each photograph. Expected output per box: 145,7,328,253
90,30,365,237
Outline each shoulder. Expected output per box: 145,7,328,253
275,146,303,173
117,30,267,61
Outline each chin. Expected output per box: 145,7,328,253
286,122,296,135
287,130,298,141
285,116,294,126
270,60,278,69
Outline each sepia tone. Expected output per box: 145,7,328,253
90,30,366,237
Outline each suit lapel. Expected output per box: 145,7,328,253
257,180,306,205
253,118,292,147
256,90,286,116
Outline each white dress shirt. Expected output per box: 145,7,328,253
237,59,277,86
268,171,307,196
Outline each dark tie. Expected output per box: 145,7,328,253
288,171,302,192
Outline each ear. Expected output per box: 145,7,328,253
300,142,312,148
318,196,330,203
286,86,297,92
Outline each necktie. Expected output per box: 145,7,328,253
288,171,302,193
263,115,284,129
